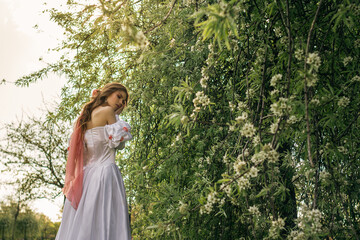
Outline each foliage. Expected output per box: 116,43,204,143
0,198,59,240
4,0,360,239
0,110,70,200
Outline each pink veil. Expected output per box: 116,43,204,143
62,118,84,210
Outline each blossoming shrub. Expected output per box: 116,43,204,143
17,0,360,239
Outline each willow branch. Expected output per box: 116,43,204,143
144,0,177,34
303,0,323,168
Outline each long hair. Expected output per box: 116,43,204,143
78,82,130,139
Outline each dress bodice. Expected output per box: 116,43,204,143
83,118,132,167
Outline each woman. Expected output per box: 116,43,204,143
56,82,133,240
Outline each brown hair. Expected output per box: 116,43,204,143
76,82,130,139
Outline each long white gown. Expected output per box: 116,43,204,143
56,116,132,240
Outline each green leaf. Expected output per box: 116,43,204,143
256,187,270,198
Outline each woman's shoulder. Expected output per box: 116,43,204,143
93,105,114,114
87,106,116,129
92,106,115,119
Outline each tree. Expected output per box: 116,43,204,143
16,208,38,240
9,0,360,239
0,109,70,200
0,198,59,240
37,213,60,240
0,212,11,240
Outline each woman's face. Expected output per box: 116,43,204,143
106,90,127,114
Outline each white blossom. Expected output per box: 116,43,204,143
240,122,256,138
338,96,350,107
351,75,360,82
274,27,282,37
251,151,267,164
193,91,211,112
270,89,279,96
243,149,250,157
193,106,201,112
221,183,232,197
246,88,255,98
267,149,279,163
234,160,246,175
223,153,230,164
337,146,348,154
310,98,320,105
237,101,247,110
355,39,360,48
237,176,250,191
200,76,208,88
288,230,306,240
236,153,242,161
287,115,299,124
270,102,281,116
200,191,218,215
175,133,181,142
134,30,149,49
295,48,304,60
248,167,258,178
228,124,235,132
270,122,278,134
343,56,353,66
253,135,260,145
169,38,176,48
306,74,318,87
290,205,323,238
306,52,321,71
235,112,248,123
178,201,188,214
200,67,209,88
280,36,288,45
229,101,236,111
208,42,215,52
270,74,282,86
319,171,330,181
269,217,285,238
248,206,260,216
270,98,291,116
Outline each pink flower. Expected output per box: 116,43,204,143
92,89,99,97
123,127,128,132
109,135,113,140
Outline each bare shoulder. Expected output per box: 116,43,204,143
96,106,116,124
88,106,116,129
95,106,114,115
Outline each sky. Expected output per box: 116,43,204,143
0,0,68,221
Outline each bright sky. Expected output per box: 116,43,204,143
0,0,68,222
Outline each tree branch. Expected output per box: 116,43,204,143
144,0,177,34
303,0,323,168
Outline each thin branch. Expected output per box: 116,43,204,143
303,0,323,168
285,0,292,98
112,0,127,13
144,0,177,34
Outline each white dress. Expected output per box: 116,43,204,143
56,116,132,240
